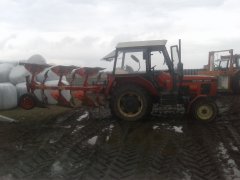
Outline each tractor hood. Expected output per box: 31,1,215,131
182,75,217,83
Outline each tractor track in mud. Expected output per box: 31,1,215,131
0,107,240,179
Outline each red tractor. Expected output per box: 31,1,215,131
103,40,218,122
198,49,240,94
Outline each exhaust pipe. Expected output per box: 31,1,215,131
179,39,181,63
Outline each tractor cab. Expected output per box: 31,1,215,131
103,40,183,95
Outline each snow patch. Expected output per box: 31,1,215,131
77,111,89,122
0,115,17,122
102,123,115,137
182,171,191,180
49,139,58,144
51,161,63,174
88,136,98,145
109,124,114,129
72,125,85,134
218,142,240,179
173,126,183,133
153,125,159,130
102,123,114,132
229,142,239,152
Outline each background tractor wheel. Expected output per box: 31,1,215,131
19,93,36,110
110,85,152,121
191,98,218,123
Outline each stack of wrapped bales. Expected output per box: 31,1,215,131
0,54,71,110
0,63,17,110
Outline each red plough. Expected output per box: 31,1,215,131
19,63,106,110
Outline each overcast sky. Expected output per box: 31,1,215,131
0,0,240,69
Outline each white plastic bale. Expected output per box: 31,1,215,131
0,63,14,83
27,54,47,65
16,82,27,98
44,80,71,105
9,65,31,85
36,67,67,82
16,82,42,101
0,83,17,110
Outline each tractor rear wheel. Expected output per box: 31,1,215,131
191,98,218,122
19,93,36,110
110,85,152,121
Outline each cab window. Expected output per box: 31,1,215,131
115,49,146,74
150,51,168,71
209,51,231,70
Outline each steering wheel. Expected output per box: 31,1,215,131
151,65,156,71
125,65,134,73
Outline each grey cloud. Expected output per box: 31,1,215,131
0,0,225,32
210,38,240,53
13,36,108,65
0,0,238,70
147,0,225,8
63,0,225,8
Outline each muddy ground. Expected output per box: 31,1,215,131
0,97,240,180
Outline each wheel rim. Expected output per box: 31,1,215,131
20,96,34,109
117,92,143,119
196,104,213,121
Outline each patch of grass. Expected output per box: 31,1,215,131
0,105,72,124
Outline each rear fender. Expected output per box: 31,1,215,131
107,76,159,97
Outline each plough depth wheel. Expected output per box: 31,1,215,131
19,93,36,110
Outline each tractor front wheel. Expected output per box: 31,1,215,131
19,93,36,110
191,99,218,122
110,85,152,121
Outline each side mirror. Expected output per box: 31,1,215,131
170,45,179,62
131,55,140,63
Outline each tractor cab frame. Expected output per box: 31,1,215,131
104,40,183,95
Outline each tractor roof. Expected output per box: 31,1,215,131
116,40,167,49
101,40,168,61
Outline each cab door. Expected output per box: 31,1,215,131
150,50,173,91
